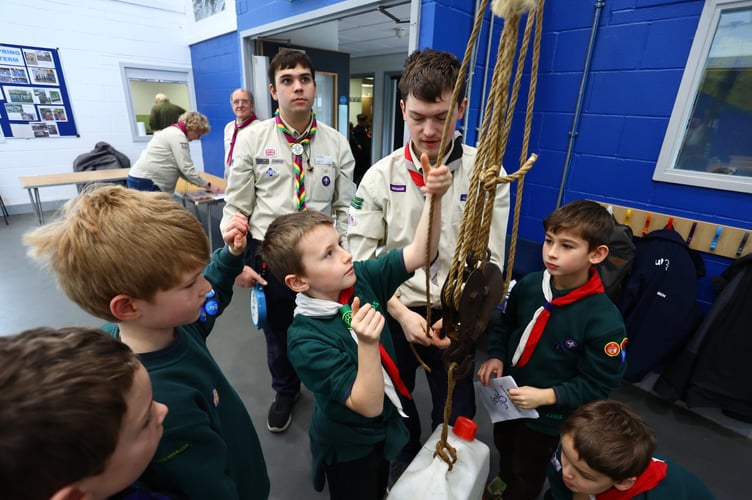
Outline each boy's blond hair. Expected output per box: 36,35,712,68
259,210,334,282
562,400,656,481
0,327,140,500
25,184,209,321
543,199,614,251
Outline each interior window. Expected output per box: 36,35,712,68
120,65,193,141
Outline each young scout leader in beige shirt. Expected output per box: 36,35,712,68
221,49,356,434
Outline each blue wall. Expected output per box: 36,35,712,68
191,31,244,178
235,0,343,28
426,0,752,309
189,0,752,310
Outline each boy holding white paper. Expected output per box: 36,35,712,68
477,200,627,500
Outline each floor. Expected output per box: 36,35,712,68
1,209,750,499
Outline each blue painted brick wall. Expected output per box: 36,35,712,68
191,32,244,177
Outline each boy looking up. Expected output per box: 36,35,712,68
546,399,715,499
222,49,355,433
25,185,270,500
347,48,510,482
0,326,168,500
259,159,451,500
477,200,627,500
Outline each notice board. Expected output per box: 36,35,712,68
0,43,78,139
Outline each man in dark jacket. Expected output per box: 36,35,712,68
149,93,186,132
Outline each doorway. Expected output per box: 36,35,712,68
239,1,416,160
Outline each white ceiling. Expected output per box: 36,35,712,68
337,2,412,59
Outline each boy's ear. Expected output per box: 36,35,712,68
50,484,91,500
268,83,277,101
613,476,637,491
588,244,609,265
110,293,140,321
284,273,309,293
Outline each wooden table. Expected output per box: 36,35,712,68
19,168,131,224
174,173,227,250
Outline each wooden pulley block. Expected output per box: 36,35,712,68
442,262,504,378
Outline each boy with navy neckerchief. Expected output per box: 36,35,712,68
221,50,356,433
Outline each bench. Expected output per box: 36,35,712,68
19,168,131,224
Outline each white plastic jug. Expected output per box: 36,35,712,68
387,416,490,500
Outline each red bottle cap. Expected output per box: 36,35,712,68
452,416,477,441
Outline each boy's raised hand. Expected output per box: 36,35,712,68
420,153,452,196
350,297,385,346
223,212,250,256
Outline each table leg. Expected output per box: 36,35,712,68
206,203,214,252
27,188,44,225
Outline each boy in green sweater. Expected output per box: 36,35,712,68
545,399,715,499
258,158,451,500
0,326,167,500
477,200,627,500
25,185,269,500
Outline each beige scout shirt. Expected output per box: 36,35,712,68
129,126,208,193
221,116,355,239
347,138,510,308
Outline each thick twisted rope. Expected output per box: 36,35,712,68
428,0,545,468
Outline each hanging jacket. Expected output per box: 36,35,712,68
618,229,705,382
654,254,752,421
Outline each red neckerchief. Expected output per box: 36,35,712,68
338,287,412,399
172,122,188,135
226,113,257,166
517,267,605,367
404,142,425,187
596,458,668,500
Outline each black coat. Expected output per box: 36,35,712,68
655,254,752,422
618,229,705,382
72,141,131,192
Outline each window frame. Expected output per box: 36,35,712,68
653,0,752,193
119,63,195,142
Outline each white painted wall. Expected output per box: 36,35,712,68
0,0,196,211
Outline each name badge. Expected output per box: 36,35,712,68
390,184,407,192
314,155,333,166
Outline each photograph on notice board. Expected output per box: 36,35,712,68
4,102,37,121
24,49,55,68
4,86,34,103
46,123,59,136
31,122,49,137
0,65,29,84
38,105,67,122
30,67,58,85
33,88,63,104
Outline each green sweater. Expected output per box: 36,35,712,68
487,270,627,436
546,450,716,499
105,247,269,500
287,248,410,491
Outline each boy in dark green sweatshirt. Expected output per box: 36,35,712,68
258,158,451,500
25,185,269,499
545,399,715,499
477,200,627,500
